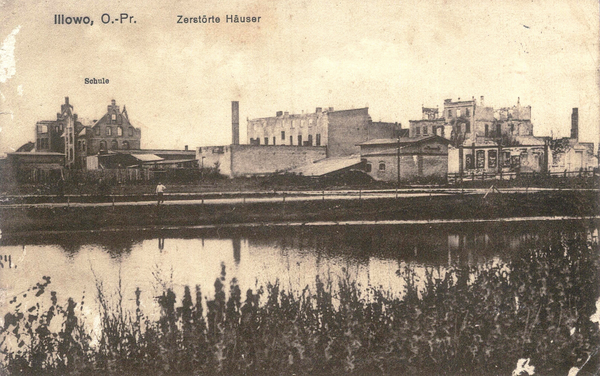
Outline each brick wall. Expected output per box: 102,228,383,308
327,108,371,157
365,154,447,182
231,145,326,177
197,145,327,178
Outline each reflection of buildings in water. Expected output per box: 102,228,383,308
29,234,142,258
2,221,595,275
242,222,590,269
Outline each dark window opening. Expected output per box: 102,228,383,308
308,134,313,146
264,137,268,145
281,131,285,140
273,136,276,145
316,134,321,146
488,150,497,168
379,162,386,171
365,163,372,173
290,136,293,145
298,135,302,146
476,150,485,168
466,121,471,133
465,154,473,169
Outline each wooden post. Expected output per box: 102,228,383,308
397,137,401,187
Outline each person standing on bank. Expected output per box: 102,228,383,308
156,182,166,205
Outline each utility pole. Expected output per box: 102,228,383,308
397,137,401,188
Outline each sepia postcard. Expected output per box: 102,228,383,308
0,0,599,375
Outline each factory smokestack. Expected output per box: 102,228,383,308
232,101,239,145
571,108,578,141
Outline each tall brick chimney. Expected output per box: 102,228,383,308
232,101,240,145
571,108,578,141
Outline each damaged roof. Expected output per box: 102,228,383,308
287,154,362,177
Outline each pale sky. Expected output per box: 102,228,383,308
0,0,598,155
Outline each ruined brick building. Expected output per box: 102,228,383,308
246,107,402,157
409,96,533,146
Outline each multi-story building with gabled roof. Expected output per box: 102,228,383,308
34,97,141,169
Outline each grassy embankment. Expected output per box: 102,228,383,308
0,190,598,234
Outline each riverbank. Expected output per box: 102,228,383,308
0,190,598,234
1,233,598,376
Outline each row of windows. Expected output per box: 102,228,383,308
37,138,49,149
464,150,515,170
109,113,124,125
99,140,131,151
365,162,387,173
250,117,320,134
414,125,441,136
447,108,470,119
454,122,471,134
38,124,67,134
94,126,134,137
251,133,321,146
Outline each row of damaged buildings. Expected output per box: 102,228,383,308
198,97,597,183
362,97,596,182
2,95,597,185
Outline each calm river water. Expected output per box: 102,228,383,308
0,219,598,319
